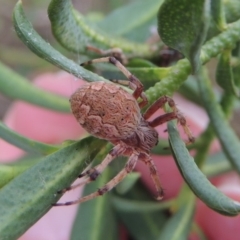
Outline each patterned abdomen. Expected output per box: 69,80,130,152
70,81,141,140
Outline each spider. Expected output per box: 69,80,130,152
53,56,194,206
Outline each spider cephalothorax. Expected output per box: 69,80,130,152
120,117,159,153
53,56,194,206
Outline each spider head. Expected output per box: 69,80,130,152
122,117,158,153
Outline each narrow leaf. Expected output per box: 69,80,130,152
119,210,166,240
0,157,40,189
198,71,240,175
168,121,240,216
0,121,59,155
115,172,140,195
0,137,106,239
202,152,231,177
216,50,239,97
211,0,227,31
114,182,167,240
48,0,152,57
100,65,170,88
71,168,118,240
224,0,240,23
98,0,163,39
158,194,195,240
232,57,240,87
0,61,69,112
13,1,104,83
112,195,173,213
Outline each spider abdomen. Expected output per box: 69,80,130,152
70,81,141,140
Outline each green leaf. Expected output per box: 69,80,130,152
115,172,140,195
48,0,152,58
216,50,239,97
232,57,240,87
168,121,240,216
191,222,208,240
0,121,60,155
158,0,210,73
124,66,170,84
145,59,191,105
158,194,195,240
178,75,202,105
198,71,240,175
202,152,231,177
119,210,166,240
112,195,173,213
152,137,198,156
0,137,106,239
0,61,70,112
100,65,170,88
127,58,157,67
98,0,163,42
0,157,41,189
13,1,104,83
70,168,118,240
203,0,240,40
224,0,240,23
211,0,227,31
114,182,167,240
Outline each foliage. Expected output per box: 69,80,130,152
0,0,240,239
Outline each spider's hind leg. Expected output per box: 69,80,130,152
53,153,139,206
57,144,124,195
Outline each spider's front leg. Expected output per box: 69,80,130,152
85,45,127,64
81,57,148,108
144,96,195,143
56,144,125,195
53,152,139,206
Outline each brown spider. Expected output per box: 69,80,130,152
53,56,194,206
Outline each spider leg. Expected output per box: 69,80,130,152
86,45,123,56
53,153,139,206
57,144,125,194
144,96,194,143
86,45,127,64
142,156,164,200
108,79,148,108
81,57,148,108
143,96,175,120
